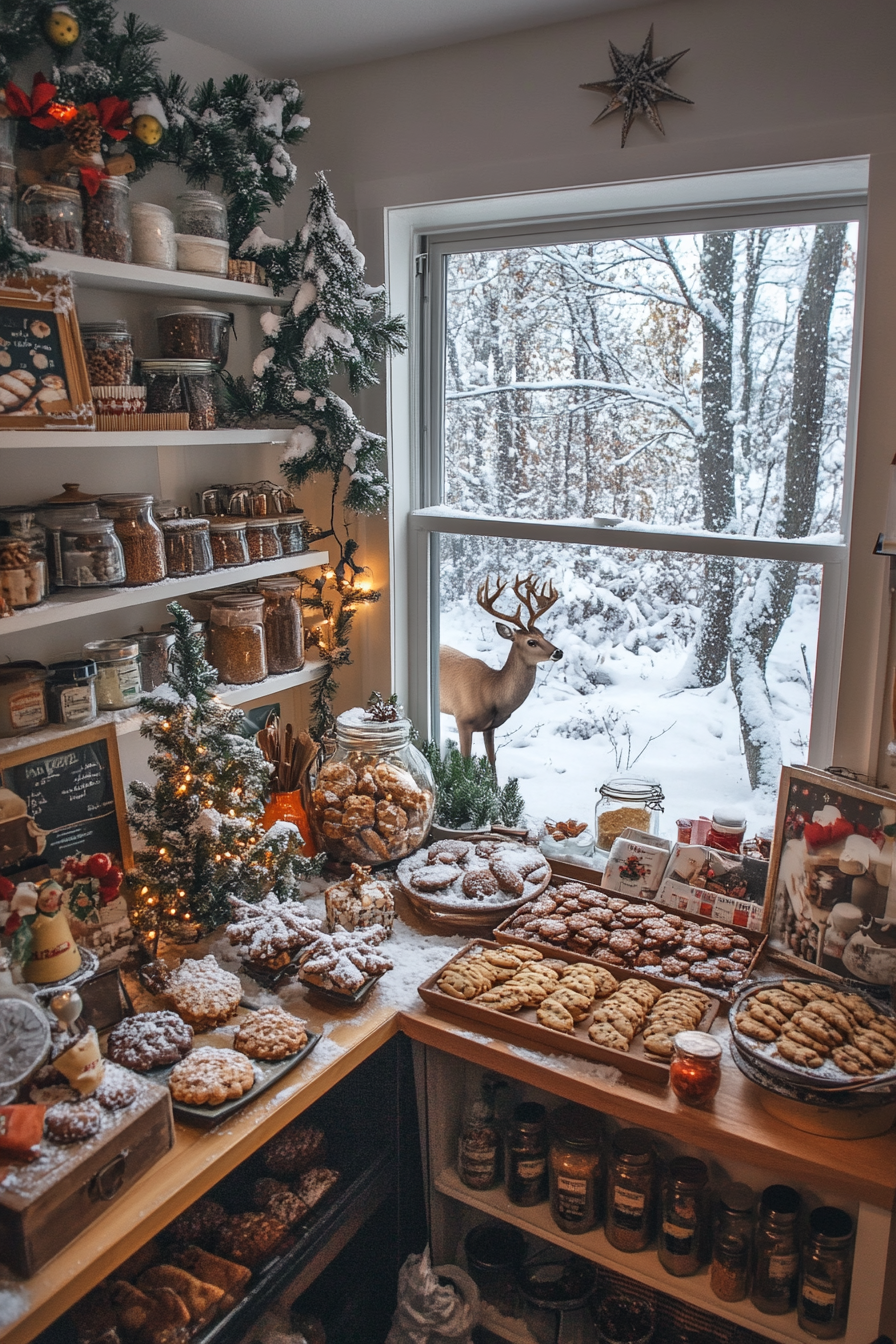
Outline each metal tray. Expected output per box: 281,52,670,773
728,1035,896,1109
417,939,718,1084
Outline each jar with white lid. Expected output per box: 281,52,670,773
0,663,48,737
208,593,267,685
59,519,125,587
84,639,142,710
130,202,176,269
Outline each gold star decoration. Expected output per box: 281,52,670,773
580,25,693,147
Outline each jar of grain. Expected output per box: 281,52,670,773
605,1129,656,1252
245,517,283,562
130,202,176,269
156,309,231,365
81,322,134,386
98,494,167,585
548,1103,602,1234
160,517,213,576
0,537,47,607
658,1156,709,1277
0,663,48,736
84,639,142,710
595,775,664,856
208,593,267,685
58,519,126,586
82,175,131,263
208,518,250,568
18,183,83,252
710,1182,754,1303
259,578,304,674
140,358,219,429
277,512,307,556
174,189,228,240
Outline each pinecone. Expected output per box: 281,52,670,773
65,108,102,156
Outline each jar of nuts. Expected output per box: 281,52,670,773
81,322,134,386
156,309,231,365
98,494,167,586
245,517,283,562
140,358,220,430
0,538,47,608
18,183,83,252
208,593,268,685
82,175,132,263
208,518,250,568
58,519,126,587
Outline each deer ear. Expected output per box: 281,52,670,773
495,622,515,641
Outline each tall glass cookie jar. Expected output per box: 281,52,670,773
595,775,664,858
309,706,435,866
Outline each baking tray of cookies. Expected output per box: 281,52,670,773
396,836,552,930
729,978,896,1091
493,875,766,1003
417,940,718,1084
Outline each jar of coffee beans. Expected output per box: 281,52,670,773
81,322,134,386
208,593,267,685
82,176,132,263
98,494,167,585
19,183,83,252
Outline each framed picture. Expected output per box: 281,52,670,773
766,765,896,984
0,270,94,429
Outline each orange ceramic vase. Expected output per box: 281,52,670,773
263,790,317,857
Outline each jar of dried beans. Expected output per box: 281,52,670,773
140,358,219,429
658,1156,709,1278
208,518,250,568
0,537,47,608
84,639,142,711
81,322,134,387
595,775,664,856
133,631,175,691
82,175,131,263
245,517,283,562
19,183,83,252
259,578,304,674
98,494,167,585
605,1129,656,1252
548,1103,602,1234
208,593,267,685
160,517,213,576
58,519,125,587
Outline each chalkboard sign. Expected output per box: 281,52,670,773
0,725,131,878
0,271,93,429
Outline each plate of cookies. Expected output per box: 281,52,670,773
397,837,552,929
729,979,896,1090
418,939,718,1083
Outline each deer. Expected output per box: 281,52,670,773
439,572,563,766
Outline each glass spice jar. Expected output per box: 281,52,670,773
84,639,142,711
277,512,307,556
174,189,228,240
134,631,175,692
208,593,268,685
0,663,48,737
19,183,83,252
751,1184,801,1315
140,358,219,429
658,1156,709,1278
81,322,134,387
156,309,231,365
82,175,131,263
605,1129,656,1252
259,578,305,674
0,537,47,608
46,659,98,727
798,1206,854,1339
458,1079,503,1191
245,517,283,563
99,494,167,585
130,201,177,269
160,517,213,577
595,775,664,855
669,1032,722,1107
209,518,250,568
548,1103,602,1234
506,1102,548,1206
710,1182,754,1303
58,519,126,587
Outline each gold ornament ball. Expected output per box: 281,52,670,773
43,8,80,48
132,114,163,146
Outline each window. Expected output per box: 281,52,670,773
399,177,865,832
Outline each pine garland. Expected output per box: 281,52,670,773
126,603,322,939
0,216,44,273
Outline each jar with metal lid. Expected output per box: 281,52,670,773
0,160,15,232
209,518,250,568
99,494,167,585
658,1156,709,1277
82,175,131,263
59,519,126,587
18,183,83,252
140,358,219,429
35,500,100,586
506,1101,548,1206
605,1129,656,1252
83,640,142,710
710,1182,754,1303
0,663,48,737
245,517,283,562
0,509,46,551
0,537,47,607
174,189,228,240
133,631,176,692
163,618,207,666
130,201,176,270
595,775,664,856
706,809,747,854
464,1223,526,1319
160,517,213,577
548,1103,602,1234
751,1184,800,1315
798,1206,853,1338
308,707,436,865
277,513,307,556
458,1077,504,1192
47,660,98,727
669,1032,722,1107
208,594,267,685
156,309,231,365
81,321,134,386
259,578,304,674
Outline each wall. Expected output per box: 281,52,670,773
281,0,896,777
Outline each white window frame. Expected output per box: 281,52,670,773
385,158,871,775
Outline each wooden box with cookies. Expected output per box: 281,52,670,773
417,939,718,1083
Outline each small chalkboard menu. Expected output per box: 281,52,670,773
0,271,93,429
0,725,131,878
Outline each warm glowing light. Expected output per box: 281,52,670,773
159,847,167,856
140,886,148,896
162,721,170,730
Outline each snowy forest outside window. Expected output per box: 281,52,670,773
417,215,860,829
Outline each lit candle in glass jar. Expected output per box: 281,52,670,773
670,1031,722,1107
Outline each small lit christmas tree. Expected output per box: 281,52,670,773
126,603,321,943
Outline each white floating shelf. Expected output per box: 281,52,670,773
0,550,328,635
0,659,327,758
0,428,288,449
37,251,277,304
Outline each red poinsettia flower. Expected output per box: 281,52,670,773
4,911,21,935
4,73,67,129
81,96,131,141
78,165,107,196
0,876,15,902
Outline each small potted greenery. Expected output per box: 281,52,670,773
420,741,526,840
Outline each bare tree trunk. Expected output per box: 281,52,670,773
730,222,847,790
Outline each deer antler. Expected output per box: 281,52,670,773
476,573,559,631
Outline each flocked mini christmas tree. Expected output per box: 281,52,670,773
126,603,320,943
